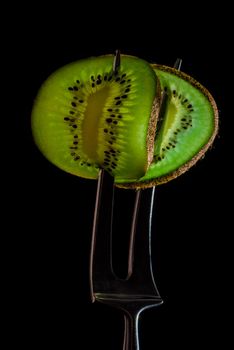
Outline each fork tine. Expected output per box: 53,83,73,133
127,57,183,290
174,58,182,70
90,169,115,302
113,49,121,73
127,187,161,296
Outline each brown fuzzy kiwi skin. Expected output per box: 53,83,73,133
146,77,162,167
117,65,219,190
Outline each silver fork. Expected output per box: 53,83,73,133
90,54,182,349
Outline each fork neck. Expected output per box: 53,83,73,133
123,311,141,350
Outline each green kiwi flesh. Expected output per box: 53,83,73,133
116,65,218,188
31,55,159,181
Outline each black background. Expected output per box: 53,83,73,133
7,6,229,349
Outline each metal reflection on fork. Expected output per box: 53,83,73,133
90,52,182,349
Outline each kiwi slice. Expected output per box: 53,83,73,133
116,64,218,188
31,55,160,181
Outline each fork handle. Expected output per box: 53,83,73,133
123,312,141,350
